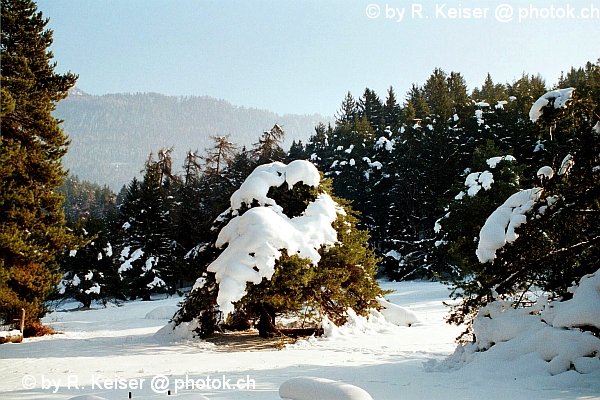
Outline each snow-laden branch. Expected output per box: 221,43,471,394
529,88,574,123
476,188,543,263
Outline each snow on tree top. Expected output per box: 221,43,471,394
537,166,554,180
375,136,395,152
486,155,516,169
204,160,342,317
529,87,574,122
230,160,321,212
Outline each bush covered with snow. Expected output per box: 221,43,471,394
174,160,385,339
203,160,342,317
375,297,421,327
445,268,600,376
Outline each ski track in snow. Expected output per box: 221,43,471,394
1,281,599,399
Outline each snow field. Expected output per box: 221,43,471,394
1,280,599,399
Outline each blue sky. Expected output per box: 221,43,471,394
38,0,599,116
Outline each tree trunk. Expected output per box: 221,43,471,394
257,303,277,338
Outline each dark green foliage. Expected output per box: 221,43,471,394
1,0,78,332
116,153,178,300
59,175,117,222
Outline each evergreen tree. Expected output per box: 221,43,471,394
287,139,306,161
358,88,384,133
335,92,358,126
59,175,117,222
405,84,431,121
253,124,286,165
1,0,78,333
383,86,402,130
174,163,386,339
423,68,453,124
472,73,507,106
117,154,176,300
442,64,600,336
56,217,122,308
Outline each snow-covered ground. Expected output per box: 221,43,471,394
1,280,599,399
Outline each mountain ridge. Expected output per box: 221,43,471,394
55,88,330,189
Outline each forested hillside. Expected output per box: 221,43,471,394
54,88,329,189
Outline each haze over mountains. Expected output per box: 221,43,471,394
55,88,330,190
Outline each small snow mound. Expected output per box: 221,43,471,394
376,297,421,326
279,377,373,400
442,268,600,376
68,396,110,400
285,159,321,189
145,305,179,320
321,308,398,339
153,320,207,343
0,329,22,340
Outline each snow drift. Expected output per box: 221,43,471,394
279,377,373,400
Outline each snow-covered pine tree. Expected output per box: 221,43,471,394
442,62,600,336
435,142,525,328
57,217,121,308
174,160,386,338
117,154,177,300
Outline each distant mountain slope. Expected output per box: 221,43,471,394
55,88,329,189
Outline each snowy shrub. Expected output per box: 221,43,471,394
174,160,386,339
445,268,600,376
